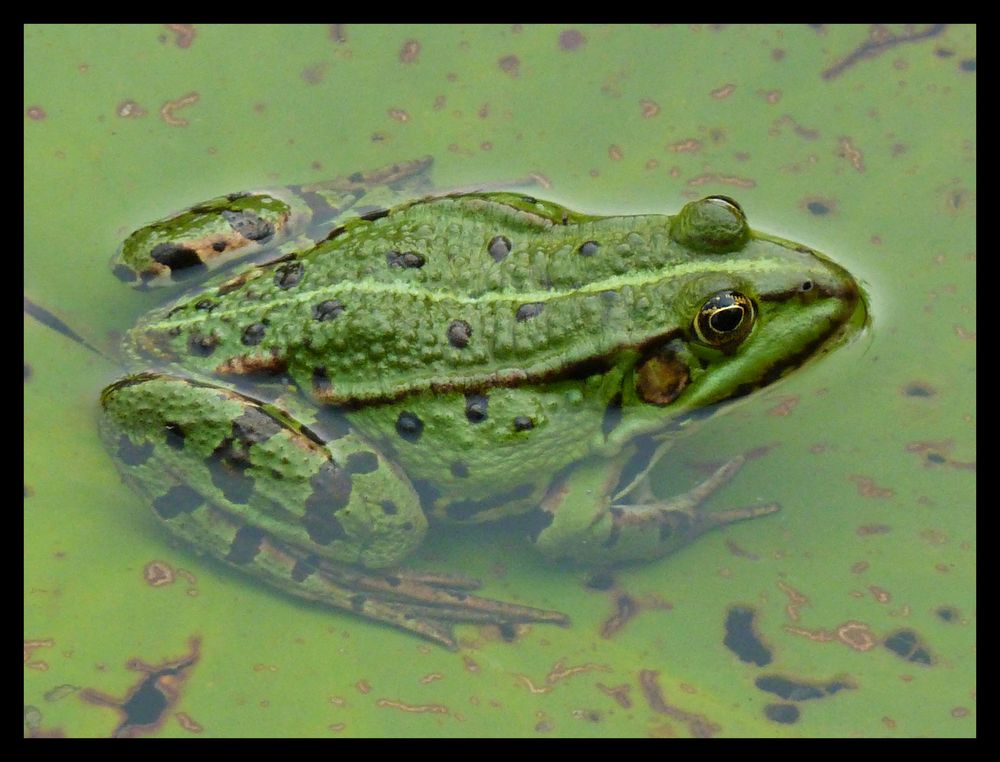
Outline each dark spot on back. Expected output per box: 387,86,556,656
487,235,512,262
806,201,830,216
578,240,600,257
380,500,398,515
226,525,266,565
464,394,488,423
447,320,473,348
152,484,204,519
386,251,425,269
313,300,344,321
241,323,267,345
212,240,227,252
450,461,469,478
274,261,304,289
516,302,545,322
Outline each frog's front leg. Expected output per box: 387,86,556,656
531,446,780,566
113,157,437,288
100,373,566,649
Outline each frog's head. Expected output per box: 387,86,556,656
624,196,868,421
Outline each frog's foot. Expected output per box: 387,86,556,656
609,455,780,538
532,453,780,566
252,533,569,650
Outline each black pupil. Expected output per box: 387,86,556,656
710,306,744,333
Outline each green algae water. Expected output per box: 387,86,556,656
25,24,975,737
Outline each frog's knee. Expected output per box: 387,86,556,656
528,465,617,566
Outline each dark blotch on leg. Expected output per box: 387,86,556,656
349,594,367,612
118,435,154,466
150,243,203,271
291,554,320,583
207,437,256,504
222,209,274,242
303,462,352,545
206,409,281,506
226,525,266,565
164,423,186,450
345,451,379,474
187,332,219,356
152,484,204,520
525,507,556,543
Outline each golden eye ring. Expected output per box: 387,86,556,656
693,290,756,348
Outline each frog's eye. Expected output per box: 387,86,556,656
693,290,756,349
671,196,750,253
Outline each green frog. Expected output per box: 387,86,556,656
100,158,866,648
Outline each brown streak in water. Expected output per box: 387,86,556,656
638,670,720,738
822,24,947,80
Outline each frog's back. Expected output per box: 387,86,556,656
127,194,745,404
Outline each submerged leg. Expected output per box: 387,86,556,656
531,447,780,566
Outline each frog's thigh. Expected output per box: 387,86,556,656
100,373,427,570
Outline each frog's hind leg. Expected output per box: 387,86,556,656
101,372,566,649
530,447,780,566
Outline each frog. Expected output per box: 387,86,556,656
99,157,867,649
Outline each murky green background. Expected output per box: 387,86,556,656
24,24,975,737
